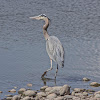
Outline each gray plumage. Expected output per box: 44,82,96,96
46,36,64,67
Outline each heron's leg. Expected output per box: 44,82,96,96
41,59,53,78
55,64,58,79
46,59,53,72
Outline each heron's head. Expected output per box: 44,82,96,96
30,14,50,20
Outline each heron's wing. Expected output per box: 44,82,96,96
46,36,64,67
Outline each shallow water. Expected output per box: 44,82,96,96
0,0,100,99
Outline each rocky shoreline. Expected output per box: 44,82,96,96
2,78,100,100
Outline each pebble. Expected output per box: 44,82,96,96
47,93,57,99
8,89,16,93
73,96,80,100
64,95,74,99
90,82,100,87
74,88,85,93
59,84,70,96
18,88,26,94
5,94,13,97
83,92,88,96
23,90,37,97
14,87,17,89
6,97,13,100
75,93,83,96
27,83,32,87
54,96,64,100
83,77,90,81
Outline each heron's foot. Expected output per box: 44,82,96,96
41,71,47,78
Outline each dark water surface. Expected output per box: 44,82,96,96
0,0,100,99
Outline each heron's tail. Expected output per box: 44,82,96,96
57,60,64,68
62,61,64,68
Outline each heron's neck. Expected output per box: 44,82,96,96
43,18,49,40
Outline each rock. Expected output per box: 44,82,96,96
54,96,64,100
71,91,75,96
64,95,74,99
8,89,16,93
90,82,100,87
47,86,62,95
47,93,57,99
83,77,90,81
23,90,37,97
74,88,85,93
5,94,13,97
83,92,88,96
35,95,40,100
0,91,3,93
45,87,52,92
52,86,62,91
6,97,13,100
86,89,95,93
40,86,48,91
18,88,26,94
27,83,32,87
75,93,83,96
59,85,70,96
94,91,100,95
12,95,21,100
95,94,100,98
23,96,31,100
37,92,47,97
72,96,81,100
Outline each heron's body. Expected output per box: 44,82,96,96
46,36,64,67
30,14,64,78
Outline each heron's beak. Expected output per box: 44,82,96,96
29,16,40,20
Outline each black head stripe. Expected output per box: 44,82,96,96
39,14,47,17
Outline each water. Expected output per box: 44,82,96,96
0,0,100,99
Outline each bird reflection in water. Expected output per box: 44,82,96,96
41,77,57,86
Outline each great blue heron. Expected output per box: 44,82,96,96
30,14,64,78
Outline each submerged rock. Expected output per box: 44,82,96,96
5,95,13,97
8,89,16,93
90,82,100,87
27,83,32,87
83,77,90,81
